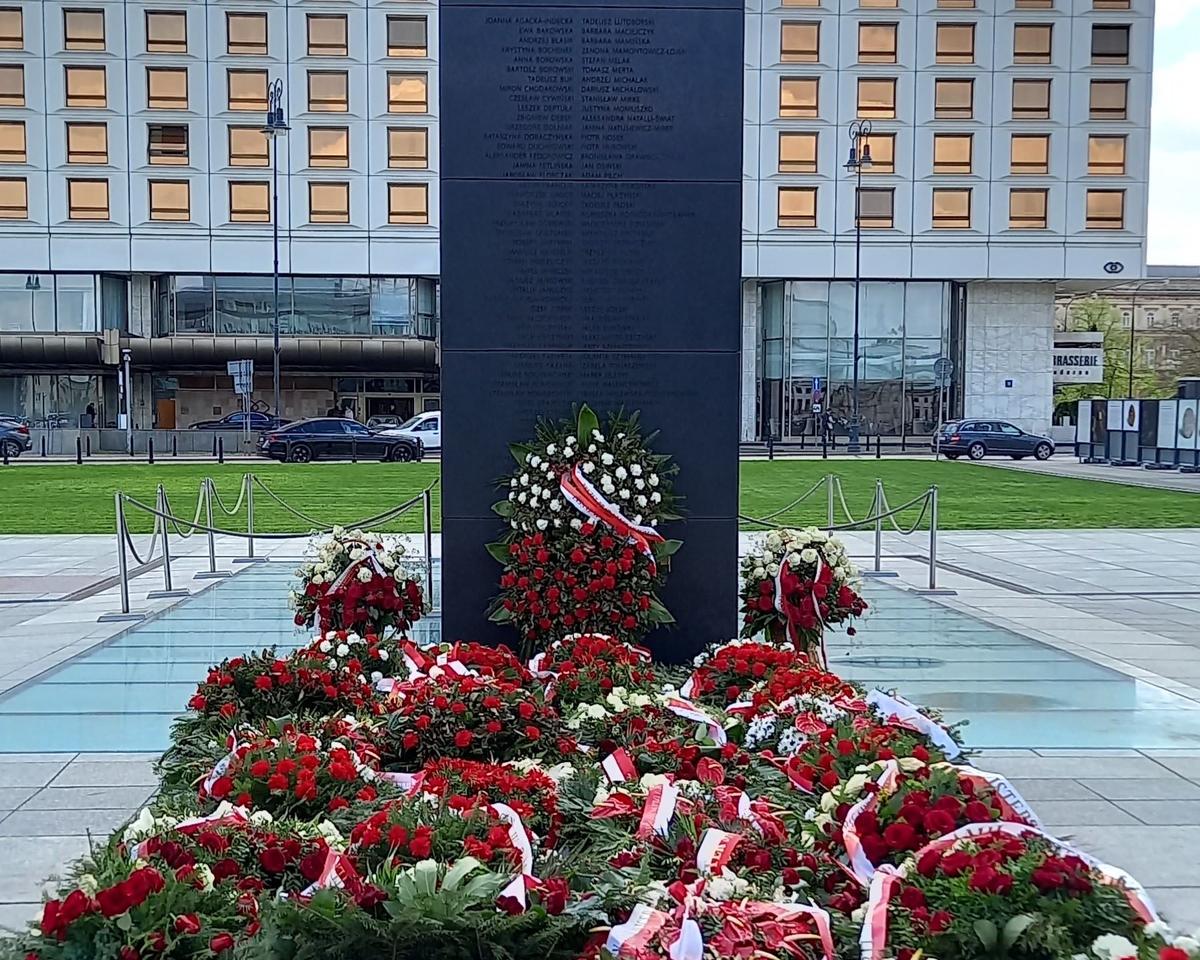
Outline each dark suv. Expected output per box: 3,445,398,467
0,418,32,458
934,420,1055,461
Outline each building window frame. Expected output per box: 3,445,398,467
932,133,972,174
388,127,429,169
778,131,818,173
857,187,895,228
933,78,973,119
780,76,819,118
1009,188,1048,229
307,70,349,113
309,181,350,224
145,10,187,54
148,123,188,165
307,14,349,57
0,8,22,49
64,65,107,109
227,12,267,56
1091,24,1130,65
780,21,820,62
0,175,26,218
932,188,971,228
388,72,428,114
146,67,189,111
149,179,190,221
228,126,268,167
778,186,818,228
1087,135,1127,176
1011,78,1051,120
1010,134,1050,175
67,177,110,220
0,119,25,163
858,23,898,64
64,8,106,52
308,126,350,168
857,77,896,119
1013,23,1053,64
935,23,975,64
229,180,270,223
387,16,428,57
388,183,429,224
1085,189,1125,229
66,121,108,164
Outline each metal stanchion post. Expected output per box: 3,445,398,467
826,474,834,531
876,434,881,459
195,479,231,580
98,494,148,622
218,437,224,464
423,488,434,608
913,484,954,595
147,485,188,598
234,474,266,564
862,478,897,579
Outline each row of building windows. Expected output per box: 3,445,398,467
0,9,431,59
0,178,431,224
776,131,1127,174
776,184,1126,228
0,121,429,168
0,65,429,114
780,21,1132,64
781,75,1128,119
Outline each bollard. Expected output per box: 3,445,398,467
766,433,774,461
821,427,828,460
423,488,434,608
148,437,154,464
928,485,938,590
172,435,177,457
76,436,82,464
2,444,7,466
800,431,805,450
212,436,218,459
876,434,881,459
218,436,224,464
85,435,91,457
826,474,835,531
352,437,357,463
40,436,45,457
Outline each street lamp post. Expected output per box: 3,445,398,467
844,120,873,453
262,80,290,420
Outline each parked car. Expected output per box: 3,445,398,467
366,415,402,430
0,419,32,458
258,418,423,463
189,411,288,431
933,420,1055,461
380,411,441,451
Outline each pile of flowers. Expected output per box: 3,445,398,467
290,527,426,635
488,406,680,653
739,528,868,664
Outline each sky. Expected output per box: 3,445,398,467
1147,0,1200,265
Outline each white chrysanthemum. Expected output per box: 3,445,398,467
800,548,818,564
536,518,548,531
517,492,527,504
530,455,541,468
588,444,597,453
630,463,642,476
601,452,614,465
651,492,661,503
649,474,659,487
636,495,648,507
563,447,574,458
336,643,350,657
519,473,529,486
615,466,628,480
542,488,551,500
582,462,595,474
1091,935,1138,960
546,443,557,455
549,499,561,512
619,489,630,500
319,639,332,653
378,649,389,661
571,518,583,530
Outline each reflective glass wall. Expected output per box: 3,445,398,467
0,275,99,333
153,276,439,338
759,280,965,438
0,374,107,426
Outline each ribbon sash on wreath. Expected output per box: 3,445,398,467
559,464,664,573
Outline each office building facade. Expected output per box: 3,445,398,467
0,0,1151,436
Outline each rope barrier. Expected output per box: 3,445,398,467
208,474,249,517
737,475,830,526
248,474,435,531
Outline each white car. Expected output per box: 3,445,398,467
381,411,440,451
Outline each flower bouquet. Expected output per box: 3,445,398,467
739,529,867,665
489,405,681,655
290,527,426,636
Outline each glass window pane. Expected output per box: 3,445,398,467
780,77,818,117
67,122,108,163
933,78,972,119
309,182,349,223
0,8,22,49
308,127,349,167
146,11,187,53
778,131,817,173
788,281,829,337
0,64,22,106
861,0,899,7
1009,188,1047,228
215,275,281,334
65,66,106,108
0,176,26,218
227,13,267,55
857,188,893,227
857,78,895,118
292,278,370,335
1013,24,1053,63
147,68,188,110
936,23,974,63
1091,25,1129,64
860,282,905,336
371,278,415,335
778,186,817,227
1088,135,1126,175
1086,190,1124,229
149,180,189,221
780,22,819,62
858,23,897,63
173,276,213,333
229,181,269,222
228,70,267,111
229,126,268,167
148,124,188,165
388,183,428,224
64,9,105,51
308,71,348,112
67,179,108,220
1010,134,1049,174
862,133,894,173
388,127,428,168
904,283,946,339
388,17,427,57
932,188,971,228
0,120,26,162
1089,80,1127,119
788,338,829,378
932,133,971,173
307,15,348,56
388,73,427,113
1012,78,1051,119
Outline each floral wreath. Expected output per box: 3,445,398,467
488,405,681,655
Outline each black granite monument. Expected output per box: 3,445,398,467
440,0,743,661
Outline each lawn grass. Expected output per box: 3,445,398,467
0,459,1195,535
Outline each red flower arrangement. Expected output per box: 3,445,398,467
384,671,561,767
419,758,563,844
488,406,680,655
685,641,858,709
290,529,426,636
533,633,657,707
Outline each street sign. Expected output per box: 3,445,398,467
227,359,254,396
932,357,953,383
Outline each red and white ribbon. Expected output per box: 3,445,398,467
323,540,390,598
488,802,535,875
841,761,903,885
298,847,361,898
602,748,638,784
669,913,704,960
662,696,727,746
200,745,240,798
747,902,836,960
858,868,902,960
378,770,426,794
864,689,962,760
559,464,664,574
696,827,742,875
175,807,250,834
606,903,670,958
952,764,1042,829
636,783,680,839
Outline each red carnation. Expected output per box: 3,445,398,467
259,848,286,874
922,809,957,836
209,776,233,800
210,933,236,953
174,913,202,935
454,730,474,749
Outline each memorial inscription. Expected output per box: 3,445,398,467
441,0,742,660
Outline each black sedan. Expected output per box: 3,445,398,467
258,418,423,463
933,420,1055,461
0,418,32,458
190,411,289,431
